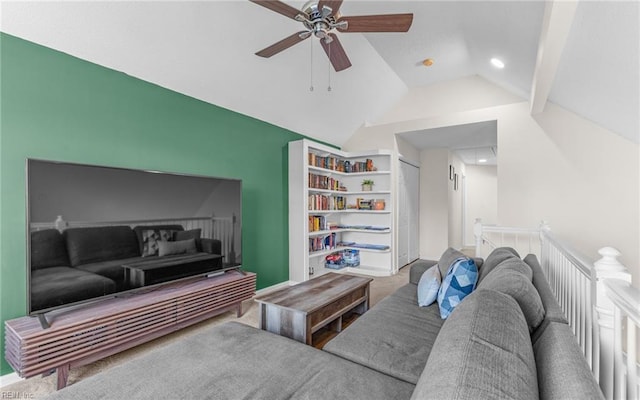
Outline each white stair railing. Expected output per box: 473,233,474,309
473,218,543,258
474,219,638,399
540,228,596,368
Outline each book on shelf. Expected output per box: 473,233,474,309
309,232,337,253
308,194,346,211
308,153,376,174
308,173,346,191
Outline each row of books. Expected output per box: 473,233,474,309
308,153,376,173
308,173,347,191
309,233,337,253
309,215,328,232
308,195,346,211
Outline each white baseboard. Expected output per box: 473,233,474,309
0,372,23,389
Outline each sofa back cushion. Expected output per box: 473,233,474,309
534,321,604,400
437,247,466,278
30,229,70,270
524,254,569,325
477,247,520,283
412,289,538,400
65,226,140,266
478,268,545,332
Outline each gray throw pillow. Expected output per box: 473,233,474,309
174,229,202,251
437,247,466,278
478,269,545,332
158,238,197,257
477,247,520,283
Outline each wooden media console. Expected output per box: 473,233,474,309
5,270,256,389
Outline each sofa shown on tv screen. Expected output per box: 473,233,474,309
27,159,242,315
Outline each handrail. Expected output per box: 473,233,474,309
540,229,595,277
603,279,640,326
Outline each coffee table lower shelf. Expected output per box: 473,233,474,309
254,273,372,347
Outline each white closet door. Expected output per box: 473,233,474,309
406,161,420,262
398,160,420,268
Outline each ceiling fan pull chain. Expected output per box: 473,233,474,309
309,38,314,92
327,42,332,92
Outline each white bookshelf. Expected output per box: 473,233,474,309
288,139,396,283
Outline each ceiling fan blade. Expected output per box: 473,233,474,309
317,0,343,16
320,33,352,72
249,0,304,20
338,13,414,32
256,31,310,58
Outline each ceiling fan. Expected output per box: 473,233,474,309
250,0,413,72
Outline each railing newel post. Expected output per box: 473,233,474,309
593,247,631,400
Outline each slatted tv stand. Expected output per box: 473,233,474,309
5,270,256,389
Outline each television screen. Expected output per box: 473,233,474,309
27,159,242,314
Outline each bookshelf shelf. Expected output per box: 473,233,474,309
289,139,396,283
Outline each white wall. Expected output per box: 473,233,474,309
344,77,640,284
465,165,498,246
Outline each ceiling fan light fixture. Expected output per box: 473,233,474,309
422,58,434,67
490,58,505,69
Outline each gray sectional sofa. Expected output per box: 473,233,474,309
30,225,222,312
43,247,603,400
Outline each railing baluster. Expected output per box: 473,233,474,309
627,319,637,400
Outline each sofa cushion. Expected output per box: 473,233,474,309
409,259,438,284
30,229,70,270
437,257,478,319
174,229,203,251
524,254,569,325
478,269,545,332
140,229,172,257
417,265,441,306
491,256,533,281
534,322,604,400
30,266,116,312
437,247,466,277
43,321,415,400
324,283,444,384
64,226,140,266
411,289,538,400
478,247,520,283
133,225,184,254
158,238,197,257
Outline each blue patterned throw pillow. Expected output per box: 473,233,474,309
417,265,442,307
437,257,478,319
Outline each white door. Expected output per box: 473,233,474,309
398,160,420,268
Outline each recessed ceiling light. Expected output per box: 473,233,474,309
490,58,505,69
478,159,488,163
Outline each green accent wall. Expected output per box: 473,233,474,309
0,33,307,375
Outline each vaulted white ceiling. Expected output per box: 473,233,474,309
1,1,638,146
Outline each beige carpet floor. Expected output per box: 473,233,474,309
2,266,411,398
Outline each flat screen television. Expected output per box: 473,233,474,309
27,159,242,315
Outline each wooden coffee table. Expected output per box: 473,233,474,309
255,273,373,346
